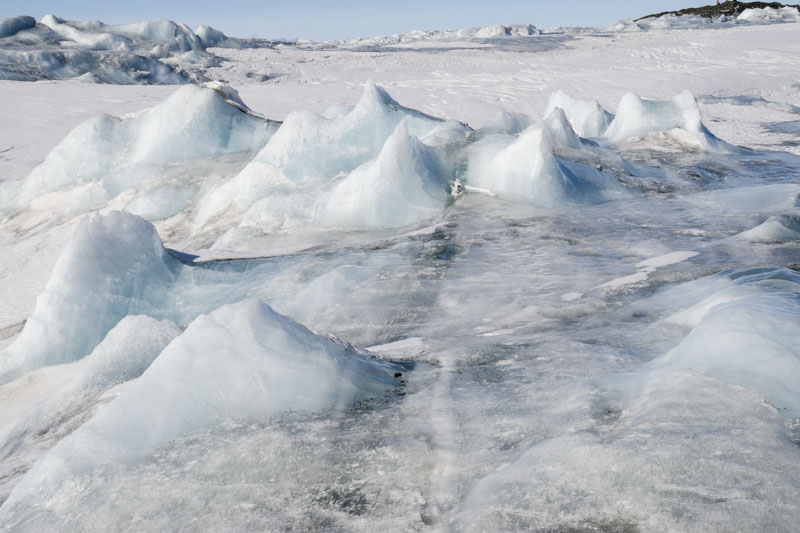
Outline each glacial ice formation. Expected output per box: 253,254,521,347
40,15,203,52
0,15,229,83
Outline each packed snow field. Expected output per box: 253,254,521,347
1,6,800,532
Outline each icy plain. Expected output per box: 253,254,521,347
1,7,800,532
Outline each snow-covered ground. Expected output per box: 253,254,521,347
1,8,800,531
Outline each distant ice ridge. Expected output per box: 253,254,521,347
0,14,239,83
0,16,35,39
320,23,543,47
610,6,800,32
0,297,405,525
0,83,277,222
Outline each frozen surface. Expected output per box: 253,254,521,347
1,13,800,532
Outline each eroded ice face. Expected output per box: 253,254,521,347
1,80,800,531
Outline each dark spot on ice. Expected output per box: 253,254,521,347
314,484,369,515
394,372,403,378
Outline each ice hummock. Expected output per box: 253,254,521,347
0,315,180,502
324,121,451,229
0,298,405,525
544,91,613,139
193,82,456,236
736,215,800,243
0,83,276,221
602,91,738,153
465,122,612,206
0,212,180,384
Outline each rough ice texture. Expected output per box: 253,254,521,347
602,90,738,153
544,91,613,138
0,316,180,502
0,299,403,524
0,16,36,39
0,84,275,217
322,23,541,47
0,212,180,383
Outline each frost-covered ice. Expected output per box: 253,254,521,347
2,11,800,532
